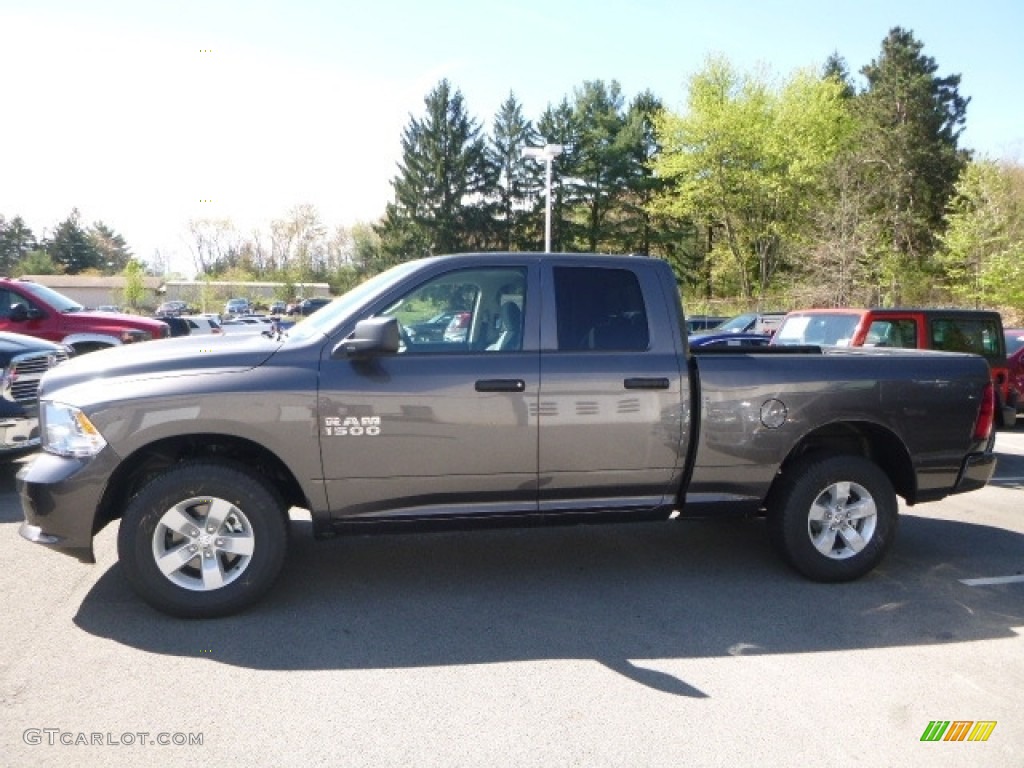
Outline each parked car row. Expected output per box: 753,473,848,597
156,315,224,337
158,298,318,319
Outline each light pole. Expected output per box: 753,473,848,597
521,143,563,252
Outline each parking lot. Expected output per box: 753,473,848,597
2,429,1022,767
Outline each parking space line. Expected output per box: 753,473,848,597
959,574,1024,586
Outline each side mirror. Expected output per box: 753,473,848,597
333,316,400,359
8,303,29,322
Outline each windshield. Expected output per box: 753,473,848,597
774,313,861,346
1006,331,1024,356
19,281,84,312
284,260,426,342
714,313,756,332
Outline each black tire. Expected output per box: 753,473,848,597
117,460,288,618
766,455,898,582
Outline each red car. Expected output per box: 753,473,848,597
1006,329,1024,421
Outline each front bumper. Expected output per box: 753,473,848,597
17,449,121,564
0,415,40,453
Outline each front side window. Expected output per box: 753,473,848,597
866,319,917,348
378,267,527,354
0,288,41,318
553,267,649,351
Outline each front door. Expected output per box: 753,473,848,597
318,262,540,520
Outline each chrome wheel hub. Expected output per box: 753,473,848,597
807,480,878,560
151,497,255,591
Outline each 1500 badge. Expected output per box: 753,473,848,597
323,416,381,436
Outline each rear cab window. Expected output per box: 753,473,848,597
552,266,650,351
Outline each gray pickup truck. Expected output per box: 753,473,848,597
19,253,997,617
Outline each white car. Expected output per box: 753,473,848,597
220,315,276,334
181,315,223,335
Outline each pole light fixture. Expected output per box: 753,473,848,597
521,143,563,252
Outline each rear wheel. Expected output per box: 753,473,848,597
767,455,898,582
117,460,288,617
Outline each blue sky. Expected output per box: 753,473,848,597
2,0,1022,274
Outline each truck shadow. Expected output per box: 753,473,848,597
73,513,1024,698
990,445,1024,488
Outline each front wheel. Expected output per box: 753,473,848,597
766,455,898,582
117,461,288,618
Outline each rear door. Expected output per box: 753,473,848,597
537,261,687,514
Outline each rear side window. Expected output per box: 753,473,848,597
930,317,1004,360
553,267,650,351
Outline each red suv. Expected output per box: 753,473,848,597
773,308,1016,427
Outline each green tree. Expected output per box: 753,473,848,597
823,52,856,100
938,159,1024,310
854,27,970,300
566,80,633,252
488,92,540,250
349,221,388,275
651,57,852,301
88,221,132,274
377,79,488,260
14,249,62,276
120,258,148,309
0,215,38,274
610,90,682,257
46,209,100,273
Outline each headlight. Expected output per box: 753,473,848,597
120,329,151,343
41,401,107,457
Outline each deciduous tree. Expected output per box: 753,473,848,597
0,215,38,274
651,57,851,301
938,159,1024,310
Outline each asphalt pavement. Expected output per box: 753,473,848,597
2,428,1022,767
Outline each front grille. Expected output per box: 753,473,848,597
6,349,70,404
